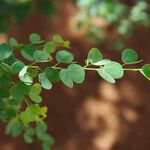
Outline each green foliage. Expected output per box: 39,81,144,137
0,33,149,150
0,0,56,33
21,45,37,61
140,64,150,80
39,73,52,90
75,0,150,48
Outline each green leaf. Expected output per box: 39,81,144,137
5,55,17,65
24,128,35,144
103,62,124,79
29,83,42,103
40,106,48,118
92,59,111,66
0,62,11,72
63,40,70,48
33,50,51,62
11,81,30,103
19,66,33,85
11,61,25,74
98,68,115,83
122,49,138,64
56,50,74,63
19,66,27,77
19,74,33,85
5,118,23,138
21,45,36,61
16,81,30,95
29,33,41,44
11,121,23,138
44,67,60,82
44,42,56,53
28,67,39,78
140,64,150,80
68,64,85,84
36,123,55,146
9,38,18,47
0,87,10,98
0,76,11,87
11,86,24,103
88,48,103,63
53,35,63,43
59,69,73,88
38,73,52,89
19,105,48,125
97,61,124,83
36,123,47,134
30,83,41,94
0,100,6,111
29,94,42,104
0,44,13,59
24,105,41,122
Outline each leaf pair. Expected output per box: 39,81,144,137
11,81,30,103
5,118,24,138
21,45,51,62
122,49,150,80
19,105,48,126
29,83,42,103
98,62,124,83
53,35,70,48
60,64,85,88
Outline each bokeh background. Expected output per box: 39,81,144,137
0,0,150,150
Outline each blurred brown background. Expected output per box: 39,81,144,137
0,0,150,150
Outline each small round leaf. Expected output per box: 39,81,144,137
0,44,13,59
33,50,51,62
59,69,73,88
44,42,56,53
29,33,41,44
11,61,25,74
140,64,150,80
56,50,74,63
104,62,124,79
68,64,85,84
98,68,115,83
122,49,138,64
88,48,103,63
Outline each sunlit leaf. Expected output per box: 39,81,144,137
38,73,52,89
98,68,115,83
59,69,73,88
88,48,103,63
68,64,85,84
